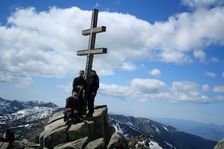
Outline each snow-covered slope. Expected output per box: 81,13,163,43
0,97,217,149
109,114,216,149
0,97,60,139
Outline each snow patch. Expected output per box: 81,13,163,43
165,141,175,148
163,125,169,131
152,125,160,132
112,121,125,135
149,141,163,149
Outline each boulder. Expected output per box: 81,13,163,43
39,105,127,149
214,139,224,149
47,111,64,124
91,105,112,144
85,138,105,149
0,142,9,149
54,137,88,149
43,125,68,149
10,140,24,148
107,132,128,149
68,122,90,141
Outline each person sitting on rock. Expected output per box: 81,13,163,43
5,129,15,143
72,70,87,116
63,93,82,124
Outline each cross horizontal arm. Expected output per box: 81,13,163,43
77,48,107,56
82,26,106,36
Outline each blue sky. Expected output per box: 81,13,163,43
0,0,224,125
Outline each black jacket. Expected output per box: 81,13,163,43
89,74,99,93
65,96,79,111
72,76,87,94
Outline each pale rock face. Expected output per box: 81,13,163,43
0,142,9,149
54,137,89,149
214,139,224,149
39,105,128,149
85,138,105,149
107,132,129,149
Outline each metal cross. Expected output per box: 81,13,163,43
77,9,107,84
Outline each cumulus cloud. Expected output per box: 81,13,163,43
193,50,206,62
213,85,224,93
170,81,209,102
121,62,137,71
210,57,219,62
215,95,224,101
99,83,130,97
149,69,161,76
58,83,72,93
98,78,212,103
1,5,224,85
202,84,210,91
181,0,224,8
99,78,166,101
205,71,216,77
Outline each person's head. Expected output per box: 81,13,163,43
79,70,84,77
91,70,96,76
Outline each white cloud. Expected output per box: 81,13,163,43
205,71,216,77
202,84,210,91
171,81,198,91
58,83,72,93
131,78,166,93
181,0,224,8
99,78,211,103
210,57,219,62
169,81,209,103
215,96,224,101
99,78,166,101
193,50,206,62
149,69,161,76
1,5,224,85
121,62,137,71
213,85,224,93
99,83,129,97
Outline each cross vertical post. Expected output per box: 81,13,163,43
77,9,107,91
85,9,98,83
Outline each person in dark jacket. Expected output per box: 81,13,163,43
64,94,81,124
5,129,15,143
86,70,99,117
72,70,87,115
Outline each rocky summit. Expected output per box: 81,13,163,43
41,105,128,149
0,105,128,149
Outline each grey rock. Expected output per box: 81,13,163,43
11,140,24,148
38,105,127,149
54,137,88,149
107,132,128,149
0,142,9,149
85,138,105,149
68,122,89,142
214,139,224,149
43,125,69,149
91,106,112,144
45,118,67,132
47,111,64,124
86,121,95,140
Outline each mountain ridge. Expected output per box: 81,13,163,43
152,117,224,141
0,97,218,148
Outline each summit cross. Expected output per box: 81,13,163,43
77,9,107,84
